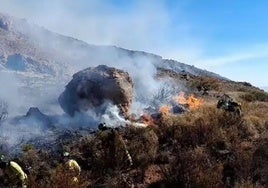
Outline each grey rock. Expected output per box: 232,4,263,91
59,65,134,117
16,107,53,129
0,14,11,30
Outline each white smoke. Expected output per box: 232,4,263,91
0,71,23,117
0,121,53,152
100,104,128,128
0,53,178,149
0,2,184,150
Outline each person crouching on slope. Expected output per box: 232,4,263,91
62,152,81,183
0,155,28,188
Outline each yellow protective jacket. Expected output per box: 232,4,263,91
67,159,81,176
66,159,81,183
9,161,27,187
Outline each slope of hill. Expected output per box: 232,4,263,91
262,86,268,91
0,12,267,188
0,12,224,79
0,12,231,116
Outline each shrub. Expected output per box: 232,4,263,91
240,91,268,102
1,97,267,187
190,77,220,91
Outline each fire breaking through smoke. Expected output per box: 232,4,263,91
140,92,204,126
159,92,204,115
159,105,172,115
174,92,204,110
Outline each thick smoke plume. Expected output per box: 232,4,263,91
0,7,183,151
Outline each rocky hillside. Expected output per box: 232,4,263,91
0,12,225,86
0,13,225,77
0,12,233,120
0,12,267,188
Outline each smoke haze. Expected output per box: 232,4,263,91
0,4,181,150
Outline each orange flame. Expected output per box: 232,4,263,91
174,92,203,110
159,105,172,115
140,113,155,126
140,92,203,126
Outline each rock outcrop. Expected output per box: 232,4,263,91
9,107,53,130
0,14,11,30
59,65,134,117
6,54,27,71
23,107,52,129
25,107,51,123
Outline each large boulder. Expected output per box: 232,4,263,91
59,65,134,117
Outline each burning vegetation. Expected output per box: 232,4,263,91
174,92,204,110
0,66,268,188
0,11,267,188
160,92,204,114
140,92,204,127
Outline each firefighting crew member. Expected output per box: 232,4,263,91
0,155,28,188
63,152,81,183
98,123,133,166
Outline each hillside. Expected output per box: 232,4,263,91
0,12,267,187
0,13,224,78
0,12,231,117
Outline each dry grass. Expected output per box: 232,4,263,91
240,91,268,102
1,95,267,187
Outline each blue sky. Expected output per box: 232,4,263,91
0,0,267,87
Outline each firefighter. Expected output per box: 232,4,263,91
98,123,133,167
63,152,81,183
217,94,242,115
0,155,28,188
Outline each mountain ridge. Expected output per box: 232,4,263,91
0,12,226,80
2,12,259,118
